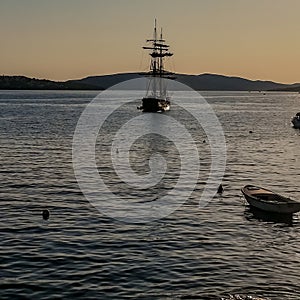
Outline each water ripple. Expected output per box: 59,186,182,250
0,91,300,299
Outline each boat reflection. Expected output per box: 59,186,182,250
244,205,293,226
220,294,269,300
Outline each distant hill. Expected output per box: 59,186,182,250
176,73,290,91
67,73,140,90
271,83,300,92
73,72,296,91
1,73,299,91
0,75,100,90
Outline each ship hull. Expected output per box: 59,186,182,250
139,97,170,112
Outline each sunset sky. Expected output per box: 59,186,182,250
1,0,300,83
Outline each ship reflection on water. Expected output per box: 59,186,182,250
244,205,294,226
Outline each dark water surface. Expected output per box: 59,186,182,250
1,90,300,299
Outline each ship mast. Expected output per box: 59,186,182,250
142,19,174,99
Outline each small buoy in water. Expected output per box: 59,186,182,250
217,184,224,194
203,140,206,143
249,130,253,134
42,209,50,220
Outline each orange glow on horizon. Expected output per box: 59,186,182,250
1,0,300,84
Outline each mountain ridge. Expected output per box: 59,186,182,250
0,75,100,90
1,73,299,91
70,72,299,91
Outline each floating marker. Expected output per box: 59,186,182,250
217,184,224,194
42,209,50,220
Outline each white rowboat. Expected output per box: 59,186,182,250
241,185,300,214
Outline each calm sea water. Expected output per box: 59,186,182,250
0,90,300,299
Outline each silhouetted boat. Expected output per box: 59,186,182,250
241,185,300,214
291,112,300,129
138,20,175,112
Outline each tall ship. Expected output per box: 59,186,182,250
138,20,175,112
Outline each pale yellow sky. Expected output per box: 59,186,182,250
1,0,300,83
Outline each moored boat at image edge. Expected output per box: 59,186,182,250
241,185,300,214
291,112,300,129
